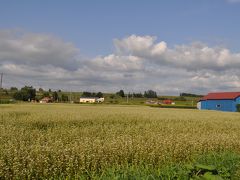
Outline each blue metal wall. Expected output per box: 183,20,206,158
200,99,239,112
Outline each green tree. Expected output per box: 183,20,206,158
61,94,69,102
116,90,125,97
96,92,103,98
43,92,50,97
10,87,18,91
13,86,36,101
236,104,240,112
144,90,157,98
53,91,59,102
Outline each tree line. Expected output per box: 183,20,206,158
116,90,158,98
12,86,69,102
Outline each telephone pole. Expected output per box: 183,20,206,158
0,73,3,89
0,73,2,102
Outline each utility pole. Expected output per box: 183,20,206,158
69,91,71,103
0,73,3,102
0,73,3,89
127,93,129,103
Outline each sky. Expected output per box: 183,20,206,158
0,0,240,95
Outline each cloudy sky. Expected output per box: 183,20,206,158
0,0,240,95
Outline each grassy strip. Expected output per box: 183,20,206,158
148,104,197,109
0,99,15,104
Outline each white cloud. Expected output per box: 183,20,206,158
114,35,240,71
114,35,167,57
0,30,79,70
227,0,240,3
1,30,240,94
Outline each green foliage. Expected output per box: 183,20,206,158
52,91,58,101
180,93,203,98
149,104,197,109
236,104,240,112
82,91,103,98
144,90,157,98
10,87,18,91
174,96,187,101
42,91,50,97
116,90,125,97
13,86,36,101
61,94,69,102
96,92,103,98
0,99,14,104
109,94,115,99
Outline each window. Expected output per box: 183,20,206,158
216,104,221,108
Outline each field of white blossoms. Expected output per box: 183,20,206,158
0,104,240,179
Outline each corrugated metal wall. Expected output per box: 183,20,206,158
200,99,237,112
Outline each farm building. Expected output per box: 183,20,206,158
198,92,240,112
163,99,173,105
40,97,53,103
79,97,104,103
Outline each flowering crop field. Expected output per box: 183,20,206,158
0,104,240,179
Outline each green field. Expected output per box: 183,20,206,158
1,104,240,179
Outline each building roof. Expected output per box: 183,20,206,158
41,97,52,100
201,92,240,100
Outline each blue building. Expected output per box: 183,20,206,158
198,92,240,112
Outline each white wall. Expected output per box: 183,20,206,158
80,98,96,103
197,102,201,110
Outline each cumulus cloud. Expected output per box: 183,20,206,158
114,35,240,71
0,30,240,94
0,30,79,70
114,35,167,57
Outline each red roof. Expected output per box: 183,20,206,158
201,92,240,100
163,99,173,104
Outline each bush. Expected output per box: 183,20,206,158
236,104,240,112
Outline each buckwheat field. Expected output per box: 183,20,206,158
1,104,240,179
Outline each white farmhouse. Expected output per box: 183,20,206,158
79,97,104,103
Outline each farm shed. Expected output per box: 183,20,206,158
40,97,53,103
163,99,173,104
198,92,240,112
79,97,104,103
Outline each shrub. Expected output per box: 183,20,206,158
236,104,240,112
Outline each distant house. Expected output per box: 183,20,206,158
40,97,53,103
198,92,240,112
79,97,104,103
145,100,159,105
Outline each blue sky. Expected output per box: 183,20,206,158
1,0,240,55
0,0,240,94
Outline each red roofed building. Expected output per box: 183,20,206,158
198,92,240,112
163,99,173,104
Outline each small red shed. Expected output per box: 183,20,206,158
163,99,173,104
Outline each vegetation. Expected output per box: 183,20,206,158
81,91,103,98
0,104,240,179
180,92,203,97
1,87,200,106
116,90,125,97
13,86,36,101
237,104,240,112
144,90,157,98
